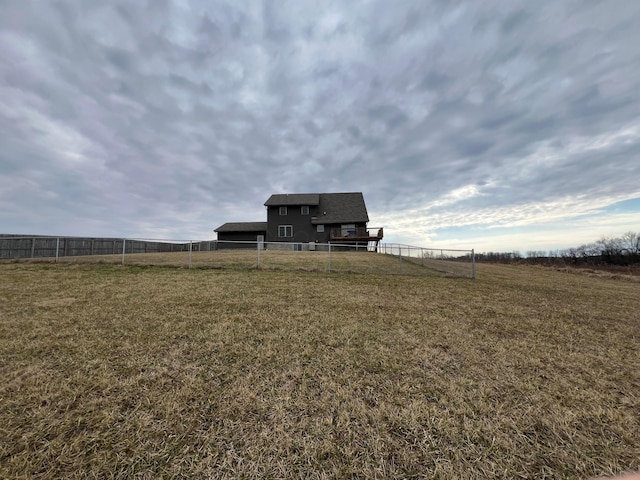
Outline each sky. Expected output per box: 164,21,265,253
1,0,639,253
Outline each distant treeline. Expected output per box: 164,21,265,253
476,231,640,266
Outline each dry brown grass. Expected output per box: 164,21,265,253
9,249,472,278
551,266,640,283
1,262,638,479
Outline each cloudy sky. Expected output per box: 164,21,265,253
1,1,639,252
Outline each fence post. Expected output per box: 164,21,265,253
189,241,193,269
421,248,425,266
55,238,60,263
122,238,126,265
257,240,261,269
399,246,403,275
327,242,331,272
31,237,36,258
472,248,476,280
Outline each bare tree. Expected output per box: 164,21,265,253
620,231,639,255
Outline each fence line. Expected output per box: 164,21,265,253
380,243,476,279
0,235,215,260
0,236,476,278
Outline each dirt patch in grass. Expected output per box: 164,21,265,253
1,263,639,478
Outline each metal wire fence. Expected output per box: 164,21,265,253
379,243,477,278
0,236,476,278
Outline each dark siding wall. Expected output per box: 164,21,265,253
265,207,369,244
266,205,319,243
217,231,265,249
313,222,332,243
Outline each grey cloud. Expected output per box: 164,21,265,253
1,0,639,241
420,72,451,91
500,9,530,35
454,138,495,158
366,105,409,130
104,47,135,71
479,111,524,131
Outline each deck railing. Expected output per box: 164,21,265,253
329,227,383,240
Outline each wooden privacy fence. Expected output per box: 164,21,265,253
0,235,217,260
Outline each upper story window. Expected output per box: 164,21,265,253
301,205,309,215
279,206,287,215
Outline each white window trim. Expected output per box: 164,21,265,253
316,225,325,233
301,205,309,215
278,225,293,237
279,206,287,215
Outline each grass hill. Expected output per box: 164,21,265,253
1,262,638,478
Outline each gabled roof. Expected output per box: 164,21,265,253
264,193,320,206
214,222,267,233
215,192,370,233
312,192,369,225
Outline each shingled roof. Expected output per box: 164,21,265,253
214,222,267,233
264,193,320,206
312,192,369,225
216,192,370,236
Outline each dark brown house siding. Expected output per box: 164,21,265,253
215,193,381,248
266,204,321,243
214,222,266,249
264,192,370,244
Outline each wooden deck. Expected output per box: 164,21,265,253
330,227,383,251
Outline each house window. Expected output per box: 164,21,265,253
278,225,293,237
316,225,324,233
301,205,309,215
341,224,356,236
279,206,287,215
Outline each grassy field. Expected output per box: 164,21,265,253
7,248,475,278
1,259,639,479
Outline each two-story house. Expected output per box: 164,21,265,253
214,192,383,248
